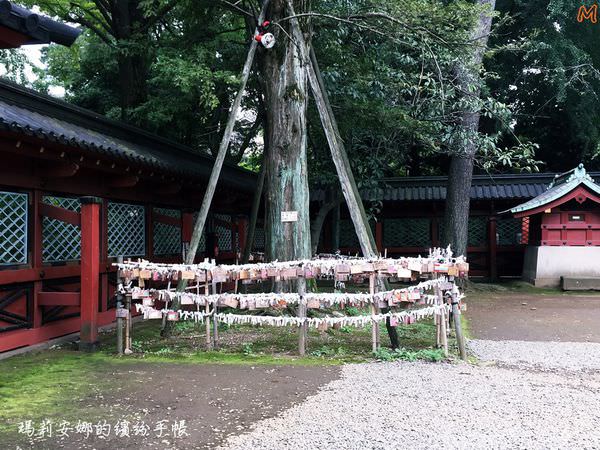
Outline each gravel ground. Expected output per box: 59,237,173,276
469,339,600,371
220,356,600,449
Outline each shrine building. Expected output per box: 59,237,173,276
507,164,600,287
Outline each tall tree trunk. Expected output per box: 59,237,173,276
114,0,150,121
261,0,312,269
443,0,496,256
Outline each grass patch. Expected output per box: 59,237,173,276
118,315,445,363
0,351,120,443
374,347,445,362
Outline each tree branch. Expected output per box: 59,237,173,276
218,0,255,18
67,13,114,45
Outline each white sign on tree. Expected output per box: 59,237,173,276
281,211,298,222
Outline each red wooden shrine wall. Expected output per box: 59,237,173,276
541,210,600,246
0,187,253,353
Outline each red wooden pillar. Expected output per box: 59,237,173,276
31,190,44,328
79,196,102,351
488,216,498,281
100,199,109,312
182,212,194,242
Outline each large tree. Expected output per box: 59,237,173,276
260,0,312,266
22,0,181,120
442,0,496,256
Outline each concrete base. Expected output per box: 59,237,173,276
562,277,600,291
523,246,600,288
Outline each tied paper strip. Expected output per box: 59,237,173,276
114,247,466,278
214,304,448,328
135,304,449,328
135,304,212,322
149,277,453,308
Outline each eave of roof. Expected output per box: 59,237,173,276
507,164,600,215
0,1,81,47
0,78,256,192
311,171,591,203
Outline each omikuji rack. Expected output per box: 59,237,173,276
114,248,468,358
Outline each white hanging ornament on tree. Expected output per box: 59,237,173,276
255,21,276,49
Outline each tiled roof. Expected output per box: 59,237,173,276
508,164,600,214
0,1,81,46
312,172,587,202
0,78,256,192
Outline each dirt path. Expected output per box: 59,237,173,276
7,363,340,450
466,292,600,342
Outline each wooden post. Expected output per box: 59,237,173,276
147,207,154,261
212,276,219,350
298,277,307,355
205,269,211,350
124,288,132,354
375,222,383,254
79,196,102,352
237,216,248,261
116,256,124,355
452,291,467,361
439,290,448,357
488,215,498,280
32,190,43,330
182,211,194,260
434,283,441,348
369,273,380,352
431,217,440,248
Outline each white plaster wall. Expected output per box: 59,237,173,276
523,246,600,287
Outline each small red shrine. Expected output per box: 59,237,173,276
508,164,600,287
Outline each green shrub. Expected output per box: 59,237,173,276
373,347,444,362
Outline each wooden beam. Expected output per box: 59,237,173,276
38,292,81,307
154,183,183,195
488,216,497,281
35,161,80,178
0,309,117,353
39,202,81,226
108,175,139,188
182,212,194,242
